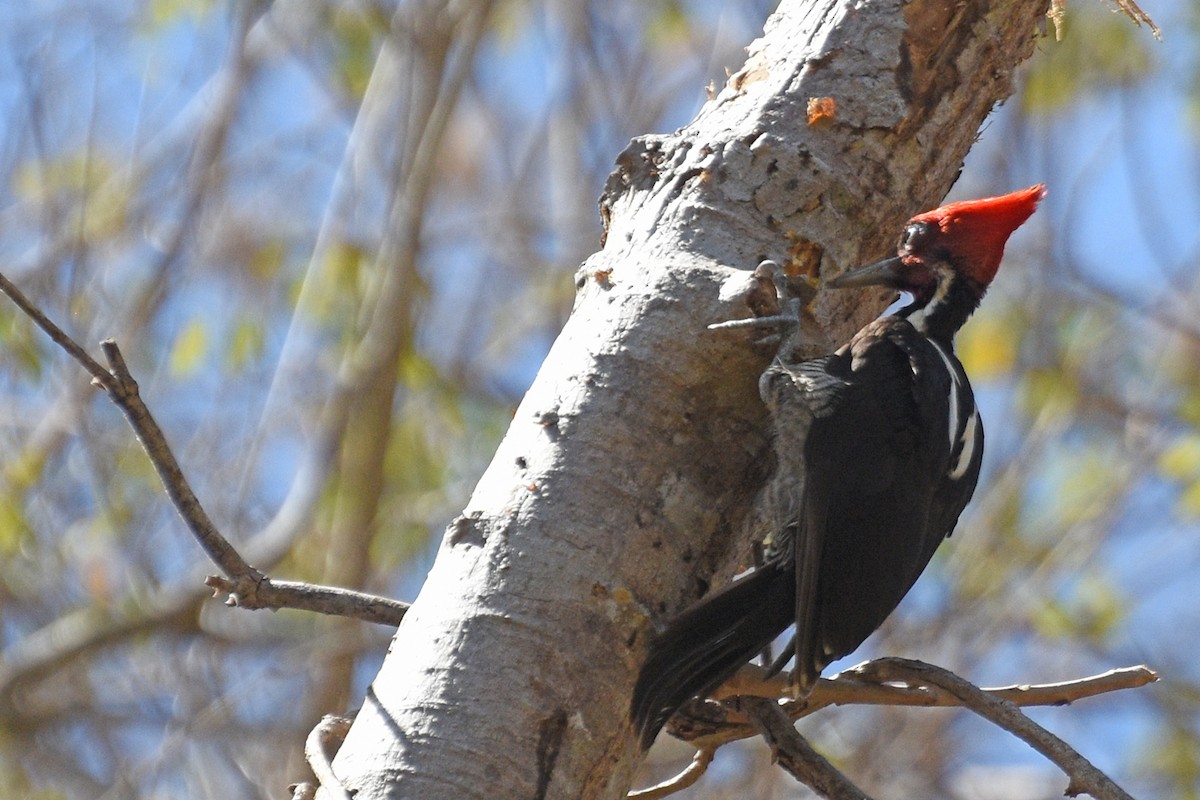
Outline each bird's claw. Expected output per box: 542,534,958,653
709,260,806,347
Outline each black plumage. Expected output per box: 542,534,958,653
631,185,1045,749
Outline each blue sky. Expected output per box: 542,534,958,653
0,1,1193,796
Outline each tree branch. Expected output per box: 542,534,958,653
670,661,1157,747
304,714,355,800
0,270,408,627
734,695,872,800
0,272,111,385
204,575,408,626
625,747,714,800
95,338,261,579
729,661,1159,708
632,660,1154,798
852,659,1137,800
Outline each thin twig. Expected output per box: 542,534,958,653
653,662,1154,798
0,271,409,626
628,662,1158,799
0,272,111,384
734,695,872,800
852,658,1136,800
304,714,355,800
205,576,409,626
728,661,1159,709
627,747,715,800
676,661,1157,746
98,339,260,580
1112,0,1161,40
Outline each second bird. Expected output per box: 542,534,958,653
631,185,1046,748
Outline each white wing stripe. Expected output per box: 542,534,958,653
927,341,961,448
949,407,978,480
928,340,976,480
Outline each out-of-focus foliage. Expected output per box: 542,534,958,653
0,0,1194,798
1022,10,1154,113
0,0,773,797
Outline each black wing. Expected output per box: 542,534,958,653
629,317,983,747
792,316,980,677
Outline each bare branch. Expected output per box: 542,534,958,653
626,747,715,800
852,658,1137,800
96,339,260,580
966,665,1159,706
647,661,1154,797
1112,0,1161,40
205,576,408,627
0,271,408,628
734,695,873,800
304,714,355,800
728,661,1158,708
0,272,111,385
673,661,1157,746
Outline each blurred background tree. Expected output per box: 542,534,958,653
0,0,1189,798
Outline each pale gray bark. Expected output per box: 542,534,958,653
330,0,1051,797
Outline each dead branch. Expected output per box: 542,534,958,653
1111,0,1160,40
626,746,715,800
734,695,872,800
673,661,1156,746
851,658,1136,800
303,714,355,800
0,270,408,627
630,660,1155,798
205,575,408,626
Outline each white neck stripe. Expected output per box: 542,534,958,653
907,277,953,335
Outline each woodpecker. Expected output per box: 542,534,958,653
631,185,1046,749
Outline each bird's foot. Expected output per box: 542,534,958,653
709,260,813,347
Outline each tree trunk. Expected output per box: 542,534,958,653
330,0,1050,796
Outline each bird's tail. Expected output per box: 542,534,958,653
630,561,795,749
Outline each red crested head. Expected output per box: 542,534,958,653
908,184,1046,288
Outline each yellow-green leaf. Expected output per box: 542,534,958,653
1057,450,1118,525
1,311,44,379
169,319,209,376
146,0,216,27
1180,480,1200,519
0,493,30,554
1018,367,1078,421
1021,10,1153,115
330,6,389,100
12,152,129,242
1160,434,1200,480
4,446,46,490
226,318,264,372
1031,598,1073,639
958,311,1018,381
249,239,287,283
299,240,365,322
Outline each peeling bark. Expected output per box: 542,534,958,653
329,0,1051,797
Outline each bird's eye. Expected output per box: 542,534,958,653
899,222,932,253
